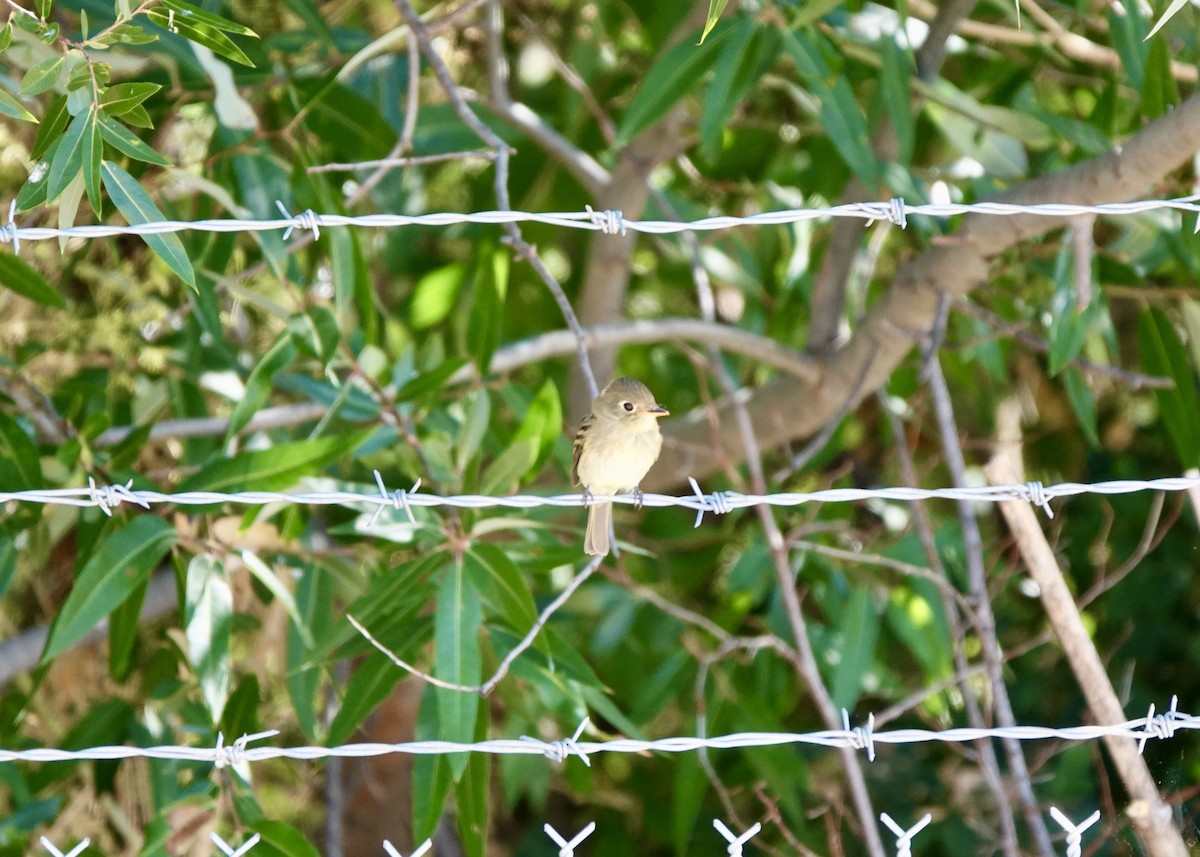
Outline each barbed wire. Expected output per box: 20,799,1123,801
11,471,1200,522
33,809,1102,857
2,194,1199,252
1,699,1192,768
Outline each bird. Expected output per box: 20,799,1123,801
572,377,669,556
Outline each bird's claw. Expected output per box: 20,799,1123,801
633,487,644,510
582,488,594,507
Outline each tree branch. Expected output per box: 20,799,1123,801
648,89,1200,489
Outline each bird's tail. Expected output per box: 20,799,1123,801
585,502,613,556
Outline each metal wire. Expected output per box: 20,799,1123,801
1,700,1191,767
2,195,1199,250
12,472,1200,521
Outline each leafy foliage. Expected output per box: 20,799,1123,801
0,1,1199,856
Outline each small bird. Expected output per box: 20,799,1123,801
572,377,669,556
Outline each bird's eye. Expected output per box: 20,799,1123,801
622,401,634,412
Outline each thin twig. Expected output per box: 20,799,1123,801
307,150,496,173
348,557,601,696
391,0,598,399
923,314,1052,857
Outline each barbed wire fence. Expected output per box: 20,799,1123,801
12,701,1176,857
2,195,1199,253
3,144,1200,857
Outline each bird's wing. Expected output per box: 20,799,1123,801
571,413,594,485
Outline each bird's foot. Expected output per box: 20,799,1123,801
632,487,644,510
582,488,594,507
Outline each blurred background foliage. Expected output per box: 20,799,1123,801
0,0,1198,855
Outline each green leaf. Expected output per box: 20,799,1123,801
700,0,730,43
101,160,196,288
81,108,101,217
700,19,777,163
249,821,322,857
161,0,258,35
146,8,256,67
20,56,65,96
615,24,734,146
107,577,145,680
0,536,17,602
286,307,339,363
1138,307,1200,467
455,697,490,857
47,111,87,202
511,379,562,479
1107,0,1147,89
1064,368,1100,448
466,545,537,631
0,251,65,307
226,335,296,438
184,555,232,724
0,413,41,490
793,0,844,27
42,516,177,661
327,652,404,745
412,687,454,842
100,82,162,116
478,438,536,497
819,76,879,189
1140,33,1178,120
177,431,370,494
97,114,171,165
455,389,491,474
831,588,880,710
287,563,331,739
879,39,915,166
0,21,11,51
31,94,68,159
1145,0,1189,40
467,248,507,375
410,263,466,329
435,556,482,778
394,358,468,403
0,86,39,123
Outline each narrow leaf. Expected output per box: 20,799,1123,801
184,555,232,724
43,516,177,661
0,251,65,307
98,114,171,165
101,160,196,288
435,557,482,778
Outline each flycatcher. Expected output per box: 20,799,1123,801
572,377,669,556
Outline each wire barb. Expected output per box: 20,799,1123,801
210,833,261,857
879,813,932,857
1019,480,1054,517
842,710,876,761
521,718,592,767
214,730,281,770
368,470,422,526
275,200,323,240
712,820,761,857
86,477,148,516
1137,695,1180,754
585,205,626,235
1047,808,1100,857
2,201,19,254
40,838,90,857
383,839,432,857
688,477,735,528
543,822,596,857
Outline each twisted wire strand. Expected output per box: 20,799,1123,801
1,704,1193,766
2,195,1199,249
8,473,1200,518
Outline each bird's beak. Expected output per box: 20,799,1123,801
647,405,669,417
